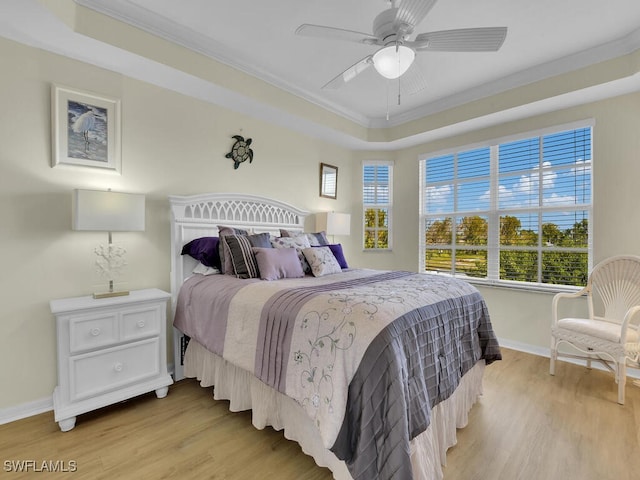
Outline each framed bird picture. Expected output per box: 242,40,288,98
51,84,121,173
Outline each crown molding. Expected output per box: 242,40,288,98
3,1,639,152
370,26,640,128
77,0,640,131
74,0,371,127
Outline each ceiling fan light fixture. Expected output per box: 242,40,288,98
372,45,415,79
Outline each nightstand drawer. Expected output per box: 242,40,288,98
69,338,160,401
121,305,161,341
69,313,119,353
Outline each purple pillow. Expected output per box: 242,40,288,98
252,247,305,281
181,237,221,269
313,243,348,269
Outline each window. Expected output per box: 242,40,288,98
363,161,393,250
419,122,592,288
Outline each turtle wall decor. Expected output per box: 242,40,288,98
225,134,254,169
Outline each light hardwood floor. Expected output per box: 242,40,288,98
1,349,638,480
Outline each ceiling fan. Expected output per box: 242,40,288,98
295,0,507,92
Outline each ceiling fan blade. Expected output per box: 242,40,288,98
412,27,508,52
295,24,379,45
322,56,373,89
400,64,428,95
394,0,438,30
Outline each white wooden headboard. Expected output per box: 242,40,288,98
169,193,309,380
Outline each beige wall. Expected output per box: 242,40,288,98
352,92,640,353
0,38,355,409
2,33,640,412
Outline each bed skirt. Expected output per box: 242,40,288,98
183,339,485,480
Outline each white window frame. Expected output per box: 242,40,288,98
419,120,593,292
363,160,393,251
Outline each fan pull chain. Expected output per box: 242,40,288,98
386,80,390,121
397,43,402,106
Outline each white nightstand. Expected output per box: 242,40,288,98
50,288,173,432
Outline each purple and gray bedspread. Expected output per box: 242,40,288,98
174,269,501,480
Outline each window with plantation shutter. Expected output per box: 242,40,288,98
363,161,393,250
419,122,592,288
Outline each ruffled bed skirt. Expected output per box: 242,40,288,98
183,340,485,480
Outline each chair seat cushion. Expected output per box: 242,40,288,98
557,317,639,344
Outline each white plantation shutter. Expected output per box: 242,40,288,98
363,161,393,249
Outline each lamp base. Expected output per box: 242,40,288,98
93,279,129,299
93,290,130,299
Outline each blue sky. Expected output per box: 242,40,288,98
424,128,591,231
363,164,390,205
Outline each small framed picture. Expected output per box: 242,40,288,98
51,84,121,173
320,162,338,199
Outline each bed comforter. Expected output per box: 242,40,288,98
174,269,501,480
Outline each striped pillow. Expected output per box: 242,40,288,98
221,234,260,279
218,226,249,275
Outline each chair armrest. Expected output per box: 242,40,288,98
552,288,589,327
621,305,640,343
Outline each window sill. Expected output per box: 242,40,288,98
423,271,583,295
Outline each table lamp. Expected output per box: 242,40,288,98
316,212,351,242
73,189,145,298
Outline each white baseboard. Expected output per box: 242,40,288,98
0,396,53,426
0,362,177,426
498,337,550,357
497,337,640,380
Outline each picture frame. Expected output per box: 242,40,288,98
51,84,121,173
320,163,338,199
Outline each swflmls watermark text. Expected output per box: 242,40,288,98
4,460,77,473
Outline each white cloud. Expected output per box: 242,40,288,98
572,159,591,175
544,192,576,206
514,161,556,195
481,185,511,202
426,184,452,204
497,160,589,208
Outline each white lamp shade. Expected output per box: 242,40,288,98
316,212,351,236
73,189,145,231
372,45,415,79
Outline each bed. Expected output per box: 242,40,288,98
169,193,501,480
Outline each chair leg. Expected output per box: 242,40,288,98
617,359,626,405
550,336,557,375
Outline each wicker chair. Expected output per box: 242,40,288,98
550,255,640,404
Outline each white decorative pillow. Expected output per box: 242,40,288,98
271,235,312,273
192,263,220,276
280,229,329,246
302,247,342,277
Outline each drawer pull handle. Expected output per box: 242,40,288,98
90,328,101,337
114,363,124,372
136,320,146,328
